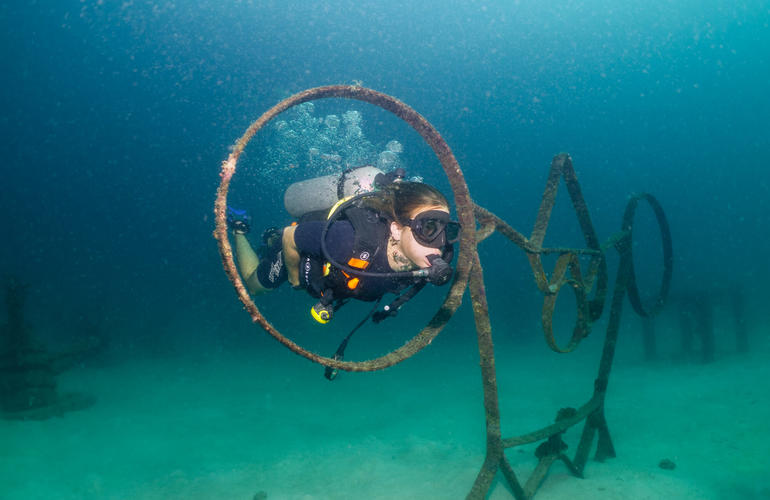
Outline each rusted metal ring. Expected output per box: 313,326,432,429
214,85,475,372
542,253,591,353
622,193,673,317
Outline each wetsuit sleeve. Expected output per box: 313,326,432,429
293,221,355,263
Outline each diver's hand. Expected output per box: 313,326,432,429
226,206,251,235
425,254,452,286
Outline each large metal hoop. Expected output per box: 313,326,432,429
214,85,476,372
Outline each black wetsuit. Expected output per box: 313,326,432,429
293,220,411,301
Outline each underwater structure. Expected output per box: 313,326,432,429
214,85,674,499
640,286,749,363
0,277,98,420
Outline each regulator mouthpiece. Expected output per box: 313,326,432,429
425,255,453,286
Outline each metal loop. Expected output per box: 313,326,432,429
214,85,476,372
541,253,591,353
622,193,673,317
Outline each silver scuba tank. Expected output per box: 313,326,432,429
283,165,384,218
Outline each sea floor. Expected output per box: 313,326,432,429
2,323,769,500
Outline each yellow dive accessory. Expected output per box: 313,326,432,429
311,302,333,324
308,196,357,325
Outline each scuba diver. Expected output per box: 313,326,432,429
227,167,460,338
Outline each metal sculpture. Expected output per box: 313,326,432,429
0,277,98,420
214,85,673,499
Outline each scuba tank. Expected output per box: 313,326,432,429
283,166,384,218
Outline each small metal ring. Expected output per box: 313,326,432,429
542,253,591,353
622,193,673,317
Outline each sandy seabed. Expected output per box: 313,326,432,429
2,322,768,500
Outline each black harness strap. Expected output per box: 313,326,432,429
324,296,383,381
317,205,390,300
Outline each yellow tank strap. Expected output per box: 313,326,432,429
327,195,354,219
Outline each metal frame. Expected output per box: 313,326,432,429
213,85,673,499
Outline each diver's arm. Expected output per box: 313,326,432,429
233,233,268,294
282,225,300,286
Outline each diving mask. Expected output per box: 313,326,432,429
407,210,461,249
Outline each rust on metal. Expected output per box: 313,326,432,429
214,86,673,499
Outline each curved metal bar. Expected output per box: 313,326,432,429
541,253,590,353
472,153,608,354
622,193,674,317
501,395,602,448
214,85,476,372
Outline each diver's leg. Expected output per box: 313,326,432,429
282,225,300,286
234,233,269,294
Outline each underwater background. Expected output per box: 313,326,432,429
1,1,769,499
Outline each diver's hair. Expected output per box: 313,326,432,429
365,182,449,224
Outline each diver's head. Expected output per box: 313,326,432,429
376,182,459,268
385,181,449,225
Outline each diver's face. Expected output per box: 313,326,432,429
394,205,449,268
